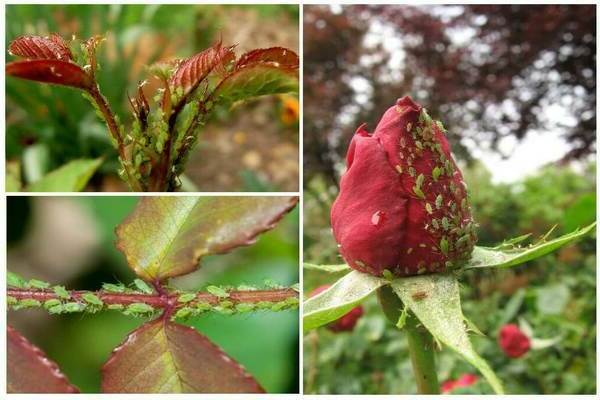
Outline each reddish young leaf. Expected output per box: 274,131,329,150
101,318,264,393
169,42,235,97
9,34,73,61
235,47,299,69
7,326,79,393
6,59,93,89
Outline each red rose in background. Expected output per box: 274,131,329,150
498,324,531,358
331,96,476,277
441,373,479,393
310,285,363,332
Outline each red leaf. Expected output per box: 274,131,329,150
101,318,264,393
235,47,299,70
6,59,93,89
169,42,235,96
7,326,79,393
9,34,72,61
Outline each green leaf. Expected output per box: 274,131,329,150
303,270,386,332
390,274,504,394
101,319,263,393
8,326,79,393
115,196,297,281
464,222,595,270
27,158,102,192
303,263,350,273
212,63,298,104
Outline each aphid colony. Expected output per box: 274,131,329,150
7,272,299,320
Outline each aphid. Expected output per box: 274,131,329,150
235,303,255,313
133,279,153,294
48,304,64,314
81,293,103,306
416,174,425,188
270,301,287,311
43,299,62,309
290,283,300,293
284,297,300,307
256,301,273,310
195,302,212,312
174,308,193,320
8,272,28,288
382,269,394,280
102,283,126,293
127,302,154,314
206,285,229,298
236,284,257,291
53,285,70,299
7,296,17,305
18,299,41,308
425,203,433,214
29,279,50,289
435,194,443,209
439,237,449,255
413,186,426,199
177,293,197,303
411,291,428,301
107,304,125,311
63,302,84,313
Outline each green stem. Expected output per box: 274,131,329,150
378,286,440,394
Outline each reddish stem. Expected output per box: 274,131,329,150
8,288,297,309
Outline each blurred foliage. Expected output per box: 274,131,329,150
6,4,298,191
303,161,596,394
7,197,299,393
303,5,596,187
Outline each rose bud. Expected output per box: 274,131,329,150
310,285,364,332
498,324,531,358
331,96,476,277
441,373,479,393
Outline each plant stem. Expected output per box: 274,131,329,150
377,286,440,394
8,287,298,309
86,85,142,191
404,311,440,394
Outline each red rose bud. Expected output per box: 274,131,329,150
498,324,531,358
310,285,364,332
331,96,476,277
441,373,478,393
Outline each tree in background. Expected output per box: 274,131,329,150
303,5,596,187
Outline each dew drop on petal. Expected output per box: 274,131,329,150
371,210,385,226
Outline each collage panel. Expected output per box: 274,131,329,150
7,195,299,393
6,4,299,192
302,3,596,396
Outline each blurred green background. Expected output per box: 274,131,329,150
7,196,299,393
6,4,299,191
304,162,596,394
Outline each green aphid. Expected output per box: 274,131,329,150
107,304,125,311
81,293,103,306
44,299,62,309
63,302,84,313
291,283,300,292
439,237,449,256
415,141,423,150
102,283,126,293
431,219,440,230
48,304,64,314
126,303,154,314
195,302,212,312
415,174,425,188
435,195,443,209
206,285,229,298
219,300,234,309
256,301,272,310
431,167,442,181
7,296,17,306
174,308,193,320
53,286,70,299
408,166,416,177
28,279,50,289
235,303,255,313
442,217,450,231
396,305,409,329
18,299,41,309
456,234,471,248
425,203,433,215
264,279,282,289
215,306,234,315
413,186,426,200
133,279,153,294
8,272,28,288
435,120,445,132
382,269,394,280
177,293,197,304
285,297,300,307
